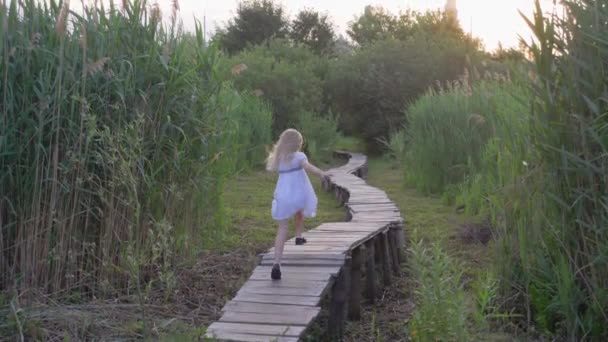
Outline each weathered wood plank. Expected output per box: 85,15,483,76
238,283,327,297
252,265,341,275
263,252,347,259
260,258,345,267
239,279,329,289
220,311,319,326
233,293,321,306
223,301,321,316
206,322,305,337
205,331,300,342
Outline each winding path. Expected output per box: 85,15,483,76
205,152,405,341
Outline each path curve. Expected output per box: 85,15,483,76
206,152,404,342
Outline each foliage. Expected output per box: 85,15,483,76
0,0,271,297
214,0,289,55
290,9,335,55
222,39,326,134
348,6,479,48
395,0,608,338
298,111,339,163
398,76,529,194
327,35,474,151
408,240,468,341
347,5,396,46
501,0,608,338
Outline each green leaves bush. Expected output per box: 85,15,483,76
223,39,325,134
327,35,472,151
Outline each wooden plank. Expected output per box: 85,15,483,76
240,279,329,290
252,265,341,275
219,311,319,326
233,293,321,306
260,258,345,267
238,284,327,297
316,222,382,229
205,331,299,342
207,322,305,337
249,271,332,282
223,301,320,315
349,205,399,210
264,249,347,255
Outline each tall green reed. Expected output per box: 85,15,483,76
394,0,608,338
505,0,608,338
0,0,271,298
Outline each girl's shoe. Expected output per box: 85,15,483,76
271,264,281,280
295,237,307,245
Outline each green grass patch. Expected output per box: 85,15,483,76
366,158,510,341
205,167,346,252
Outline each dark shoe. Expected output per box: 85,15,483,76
295,237,307,245
271,264,281,280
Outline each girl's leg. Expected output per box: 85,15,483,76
295,211,304,238
273,219,289,265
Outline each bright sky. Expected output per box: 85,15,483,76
76,0,558,51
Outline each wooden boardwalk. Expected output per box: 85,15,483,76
205,152,405,342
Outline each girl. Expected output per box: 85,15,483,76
266,129,330,280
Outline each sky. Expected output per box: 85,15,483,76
76,0,559,51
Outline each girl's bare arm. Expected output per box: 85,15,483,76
302,160,330,179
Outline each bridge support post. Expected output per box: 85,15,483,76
364,240,377,303
396,223,406,264
379,233,392,287
388,228,400,276
348,247,364,320
329,257,351,340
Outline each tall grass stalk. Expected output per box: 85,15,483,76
397,0,608,338
0,0,271,299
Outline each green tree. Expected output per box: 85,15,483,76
347,5,396,46
215,0,289,55
290,9,335,55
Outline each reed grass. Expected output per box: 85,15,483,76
0,0,271,299
394,0,608,338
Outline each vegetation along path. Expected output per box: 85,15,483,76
205,152,406,341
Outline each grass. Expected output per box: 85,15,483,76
349,157,513,342
205,166,345,252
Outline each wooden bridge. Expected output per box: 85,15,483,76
205,152,405,341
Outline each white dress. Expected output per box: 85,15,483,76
271,152,318,221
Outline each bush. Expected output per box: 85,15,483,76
327,35,473,151
222,39,325,134
399,76,530,194
298,111,339,163
408,240,468,341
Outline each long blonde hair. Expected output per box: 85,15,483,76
266,129,304,171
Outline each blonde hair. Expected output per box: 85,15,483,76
266,129,304,171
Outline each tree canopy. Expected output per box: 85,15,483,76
290,9,335,55
215,0,289,55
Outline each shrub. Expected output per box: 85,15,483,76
401,76,530,194
408,240,468,341
222,39,325,134
327,35,473,151
298,111,339,163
